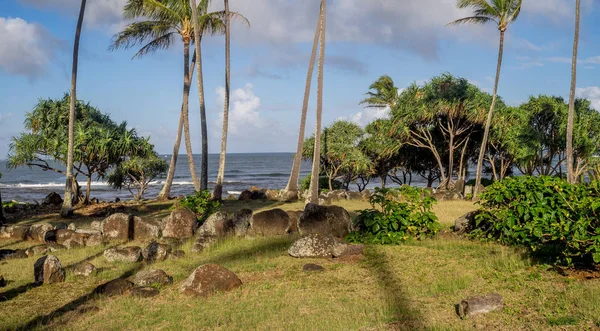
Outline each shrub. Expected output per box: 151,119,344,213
474,176,600,266
107,155,168,201
348,186,441,244
300,174,342,192
176,191,221,224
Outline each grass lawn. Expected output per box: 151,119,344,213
1,199,600,330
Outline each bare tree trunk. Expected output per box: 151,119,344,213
448,133,455,183
474,29,505,198
182,41,201,192
190,0,209,191
62,0,86,218
566,0,580,184
213,0,231,201
158,51,198,200
282,1,323,201
308,0,326,205
85,176,91,204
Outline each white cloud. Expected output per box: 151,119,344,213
0,17,61,78
0,113,13,124
344,107,390,127
215,83,263,135
577,86,600,111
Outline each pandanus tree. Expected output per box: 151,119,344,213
111,0,247,199
449,0,522,197
281,0,325,202
566,0,581,184
62,0,87,217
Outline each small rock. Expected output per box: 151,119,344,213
179,264,242,297
457,293,503,319
73,262,96,276
169,250,185,260
95,279,134,297
32,245,49,255
34,255,65,284
131,269,172,287
142,241,169,263
43,192,63,205
130,286,159,298
103,247,143,263
303,263,325,272
68,223,77,231
115,197,121,203
47,243,66,252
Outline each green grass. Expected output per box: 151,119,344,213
1,200,600,330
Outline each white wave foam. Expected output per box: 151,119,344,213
227,191,242,195
0,181,110,189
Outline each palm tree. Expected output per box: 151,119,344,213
449,0,522,197
308,0,327,204
61,0,87,218
0,172,5,224
281,1,324,202
566,0,581,184
360,75,399,109
111,0,247,199
212,0,231,201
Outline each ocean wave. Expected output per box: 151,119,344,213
227,191,242,195
0,181,110,189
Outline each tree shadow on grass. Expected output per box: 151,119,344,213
363,246,428,330
0,240,24,249
0,282,42,302
62,244,119,272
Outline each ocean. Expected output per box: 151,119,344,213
0,153,410,203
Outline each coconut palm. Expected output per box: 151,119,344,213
111,0,248,198
281,1,324,202
308,0,327,204
566,0,581,184
61,0,87,218
449,0,522,197
0,172,5,224
360,75,399,109
212,0,231,201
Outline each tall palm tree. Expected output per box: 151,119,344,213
449,0,522,197
360,75,399,109
281,1,324,202
212,0,231,201
111,0,247,199
61,0,87,218
308,0,327,204
566,0,581,184
0,172,5,224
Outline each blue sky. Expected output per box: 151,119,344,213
0,0,599,157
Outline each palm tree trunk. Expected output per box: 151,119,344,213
566,0,581,184
0,187,5,224
282,1,323,201
474,29,505,198
181,41,201,192
61,0,86,218
190,0,209,191
308,0,326,204
213,0,231,201
158,51,198,200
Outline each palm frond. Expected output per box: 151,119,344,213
123,0,182,23
448,15,496,26
109,20,175,53
132,32,176,58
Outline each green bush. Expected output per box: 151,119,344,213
176,190,221,224
474,176,600,266
348,186,441,244
300,174,342,192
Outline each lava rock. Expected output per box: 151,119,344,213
103,246,143,263
131,269,172,287
179,264,242,297
162,208,197,239
73,262,97,277
95,279,134,297
34,255,65,284
303,263,325,272
457,293,503,319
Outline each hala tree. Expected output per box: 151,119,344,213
359,119,404,188
108,154,168,201
485,105,523,180
8,95,153,204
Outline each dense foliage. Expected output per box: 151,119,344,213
177,190,221,223
348,186,441,244
473,176,600,266
300,174,342,192
107,154,168,201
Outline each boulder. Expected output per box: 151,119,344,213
34,255,65,284
84,233,103,247
457,293,503,319
303,263,325,272
288,234,339,258
162,208,197,239
249,209,291,236
130,286,159,298
95,279,134,297
286,211,302,234
197,212,233,237
73,262,96,277
298,203,352,239
179,264,242,297
238,190,253,201
3,249,28,260
361,189,371,200
232,209,252,237
132,216,162,240
32,245,48,255
103,247,143,263
454,211,482,235
101,213,132,241
0,225,30,240
54,229,86,247
0,249,14,260
63,237,85,250
131,269,172,287
29,223,55,242
332,244,365,258
265,189,279,201
47,243,66,252
142,241,169,263
279,190,299,202
43,192,63,205
90,221,102,231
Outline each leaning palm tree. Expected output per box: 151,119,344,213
566,0,581,184
308,0,327,204
449,0,522,197
61,0,87,218
360,75,399,109
111,0,247,199
212,0,231,201
281,1,324,202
